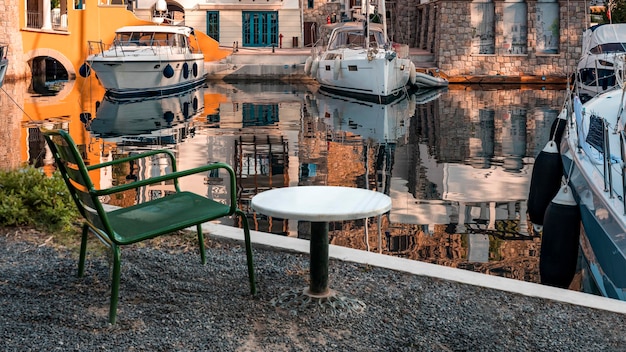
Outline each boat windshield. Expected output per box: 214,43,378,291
590,43,626,54
327,28,385,50
115,32,187,47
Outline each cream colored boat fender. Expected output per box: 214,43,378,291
409,62,417,86
311,58,320,78
333,57,341,80
408,92,416,113
304,56,313,75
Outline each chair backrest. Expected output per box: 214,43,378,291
41,128,109,232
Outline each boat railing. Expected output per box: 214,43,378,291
603,117,614,198
619,130,626,215
596,112,626,212
88,40,190,57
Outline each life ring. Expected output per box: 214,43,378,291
310,58,320,78
304,57,313,76
333,57,341,80
409,62,417,86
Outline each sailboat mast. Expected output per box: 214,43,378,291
365,0,370,49
380,0,388,43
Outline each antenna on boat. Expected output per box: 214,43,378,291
154,0,168,25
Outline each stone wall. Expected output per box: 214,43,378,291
0,81,27,170
430,0,586,78
1,0,31,80
302,0,342,45
355,0,586,78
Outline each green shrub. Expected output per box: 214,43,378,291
0,167,80,234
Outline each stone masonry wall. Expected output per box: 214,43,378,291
1,0,31,80
432,0,586,78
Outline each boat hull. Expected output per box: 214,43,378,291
316,54,411,103
88,86,204,142
560,89,626,300
88,55,206,98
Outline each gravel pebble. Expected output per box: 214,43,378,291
1,232,626,351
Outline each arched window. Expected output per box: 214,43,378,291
471,0,495,54
536,0,559,54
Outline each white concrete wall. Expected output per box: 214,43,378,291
216,11,243,48
133,0,303,48
278,9,301,48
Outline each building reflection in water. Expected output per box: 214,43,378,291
13,79,564,285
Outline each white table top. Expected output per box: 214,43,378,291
250,186,392,222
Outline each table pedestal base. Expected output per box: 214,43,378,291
270,287,366,316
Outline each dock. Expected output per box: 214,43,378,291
206,46,568,85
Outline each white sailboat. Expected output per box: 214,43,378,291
305,0,412,103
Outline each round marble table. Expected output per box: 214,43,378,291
251,186,392,298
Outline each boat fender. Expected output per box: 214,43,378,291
183,63,189,79
79,63,91,78
409,62,417,86
192,63,198,78
539,185,581,288
163,64,174,78
183,102,190,119
163,111,175,124
549,113,567,150
79,112,92,124
333,57,341,80
527,140,562,229
311,58,320,78
304,57,313,76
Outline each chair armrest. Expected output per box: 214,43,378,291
87,149,177,173
93,162,238,214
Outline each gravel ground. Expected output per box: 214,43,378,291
1,228,626,351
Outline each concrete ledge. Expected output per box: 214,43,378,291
202,222,626,315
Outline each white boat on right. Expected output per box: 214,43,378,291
552,55,626,299
576,23,626,102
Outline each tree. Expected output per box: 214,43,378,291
602,0,626,23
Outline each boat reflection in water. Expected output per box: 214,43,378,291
305,86,558,283
87,86,204,145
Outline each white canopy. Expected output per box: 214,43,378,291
581,23,626,54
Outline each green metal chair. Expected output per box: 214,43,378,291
41,128,256,324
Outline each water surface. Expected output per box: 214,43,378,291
1,79,567,285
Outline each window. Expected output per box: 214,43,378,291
308,0,314,9
470,0,495,54
242,11,278,47
242,104,279,126
206,11,219,42
503,0,528,54
536,0,559,54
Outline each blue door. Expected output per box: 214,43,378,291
242,11,278,47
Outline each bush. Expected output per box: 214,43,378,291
0,167,80,234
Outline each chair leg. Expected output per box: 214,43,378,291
197,224,206,265
109,245,122,325
236,209,257,295
78,223,89,277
